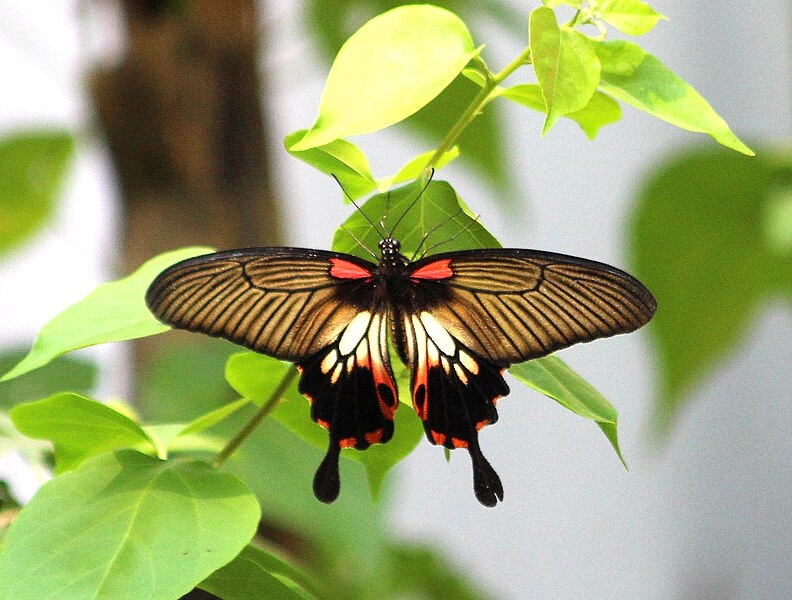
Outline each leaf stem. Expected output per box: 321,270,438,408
213,366,299,468
426,46,533,170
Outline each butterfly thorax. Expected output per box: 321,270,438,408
377,237,405,270
374,237,414,304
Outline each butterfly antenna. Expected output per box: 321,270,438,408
389,168,435,239
340,225,378,260
410,206,465,261
331,173,387,241
418,211,485,260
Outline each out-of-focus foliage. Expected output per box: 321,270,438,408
631,147,791,432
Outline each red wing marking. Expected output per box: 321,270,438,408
339,437,357,449
365,429,384,444
329,258,373,280
410,259,453,281
431,431,446,445
451,437,468,449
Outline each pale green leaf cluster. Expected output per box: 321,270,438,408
287,0,750,197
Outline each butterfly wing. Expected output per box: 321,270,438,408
406,248,657,364
399,248,656,506
399,310,507,507
146,248,399,502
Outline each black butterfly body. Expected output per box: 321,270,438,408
146,237,656,506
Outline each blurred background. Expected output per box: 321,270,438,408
1,1,790,599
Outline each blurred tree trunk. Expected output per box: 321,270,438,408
91,0,282,271
90,0,283,387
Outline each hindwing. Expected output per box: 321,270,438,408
401,310,507,507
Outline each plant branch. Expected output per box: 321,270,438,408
426,46,533,169
213,366,299,468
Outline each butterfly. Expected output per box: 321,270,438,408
145,187,656,507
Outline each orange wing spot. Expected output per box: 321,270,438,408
317,418,330,430
376,383,398,418
475,418,490,431
365,429,384,444
459,351,479,375
339,437,357,449
451,437,468,449
453,363,469,385
414,384,428,420
431,430,446,445
321,350,338,374
492,394,503,405
329,258,372,280
410,259,453,281
296,365,304,374
440,356,452,375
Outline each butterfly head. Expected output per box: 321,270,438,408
378,237,405,268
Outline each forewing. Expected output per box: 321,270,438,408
298,309,398,503
407,249,657,364
146,248,377,361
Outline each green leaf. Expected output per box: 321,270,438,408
631,147,790,432
0,131,74,252
0,411,47,466
595,40,754,155
293,5,479,149
383,541,491,600
1,246,213,381
285,130,376,201
503,85,621,139
9,393,156,472
179,397,252,438
140,398,252,457
332,179,500,262
0,350,95,409
530,7,601,135
225,352,422,500
542,0,583,7
199,544,319,600
217,411,391,592
510,356,625,466
304,1,512,195
138,339,238,423
376,146,460,191
594,0,667,36
0,451,260,600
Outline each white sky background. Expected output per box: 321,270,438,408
1,1,791,598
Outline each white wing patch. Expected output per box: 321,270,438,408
338,311,372,355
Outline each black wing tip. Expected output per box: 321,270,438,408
313,444,341,504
